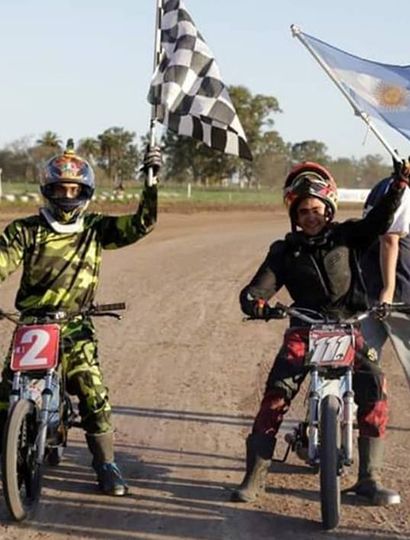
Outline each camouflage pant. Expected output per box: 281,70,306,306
0,317,112,435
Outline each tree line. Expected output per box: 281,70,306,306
0,85,392,190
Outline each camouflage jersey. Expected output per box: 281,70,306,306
0,185,157,313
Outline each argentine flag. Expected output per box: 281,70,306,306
300,31,410,142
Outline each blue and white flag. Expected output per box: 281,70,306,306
301,31,410,142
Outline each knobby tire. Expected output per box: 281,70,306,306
320,394,341,530
1,399,42,521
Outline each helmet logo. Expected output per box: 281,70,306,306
53,156,84,180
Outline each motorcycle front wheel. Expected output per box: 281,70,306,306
319,394,341,530
1,399,42,521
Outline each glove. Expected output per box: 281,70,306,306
140,145,162,177
268,304,287,320
250,299,271,320
392,157,410,186
373,302,389,321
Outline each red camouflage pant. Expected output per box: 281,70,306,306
253,326,388,439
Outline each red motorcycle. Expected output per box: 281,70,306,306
266,303,406,529
1,303,125,521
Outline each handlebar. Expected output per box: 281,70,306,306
245,302,410,325
91,302,126,313
0,302,127,325
89,303,126,319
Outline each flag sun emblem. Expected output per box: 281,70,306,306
376,83,408,109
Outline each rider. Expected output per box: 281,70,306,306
0,139,161,497
231,160,408,506
360,171,410,362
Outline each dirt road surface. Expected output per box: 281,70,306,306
0,210,408,539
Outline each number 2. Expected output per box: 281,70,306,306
18,329,51,367
11,324,60,371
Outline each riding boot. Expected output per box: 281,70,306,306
349,437,400,505
231,433,276,503
86,432,128,496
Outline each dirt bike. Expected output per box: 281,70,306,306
263,302,407,530
0,302,126,522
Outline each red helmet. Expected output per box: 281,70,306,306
283,161,338,218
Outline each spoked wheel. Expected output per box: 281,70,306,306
319,394,341,530
1,399,42,521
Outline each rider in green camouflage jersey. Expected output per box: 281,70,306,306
0,140,160,496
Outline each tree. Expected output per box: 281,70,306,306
161,85,285,185
330,157,360,188
290,140,331,166
77,137,100,163
36,131,62,150
227,86,284,185
97,127,139,190
161,131,233,185
252,131,291,188
357,154,390,188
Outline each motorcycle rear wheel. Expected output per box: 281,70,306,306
319,394,341,530
1,399,42,521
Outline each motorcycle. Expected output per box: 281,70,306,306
263,302,406,530
0,302,126,522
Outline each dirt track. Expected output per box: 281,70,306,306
0,209,409,539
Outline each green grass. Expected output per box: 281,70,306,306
145,183,282,205
1,181,283,205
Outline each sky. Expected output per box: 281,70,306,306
1,0,410,162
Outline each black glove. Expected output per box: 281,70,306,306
268,304,287,320
141,145,162,177
250,299,271,320
392,157,410,186
373,302,390,320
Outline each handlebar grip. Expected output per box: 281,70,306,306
266,305,288,320
393,305,410,315
93,303,126,312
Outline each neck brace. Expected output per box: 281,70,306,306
40,207,84,234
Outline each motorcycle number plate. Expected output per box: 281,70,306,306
309,326,355,367
10,324,60,371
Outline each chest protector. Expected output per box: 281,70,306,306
282,229,367,314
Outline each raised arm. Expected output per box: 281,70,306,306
379,185,410,302
340,167,408,249
99,147,161,249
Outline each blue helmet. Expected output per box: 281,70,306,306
41,141,95,223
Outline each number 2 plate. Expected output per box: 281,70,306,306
10,324,60,371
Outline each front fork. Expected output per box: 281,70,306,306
307,368,320,463
36,370,55,463
280,367,354,468
10,369,55,464
341,369,354,465
307,367,354,467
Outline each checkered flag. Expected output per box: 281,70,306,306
148,0,252,160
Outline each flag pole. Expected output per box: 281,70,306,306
291,24,401,162
147,0,163,186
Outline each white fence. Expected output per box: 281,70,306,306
338,188,370,203
0,188,371,204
